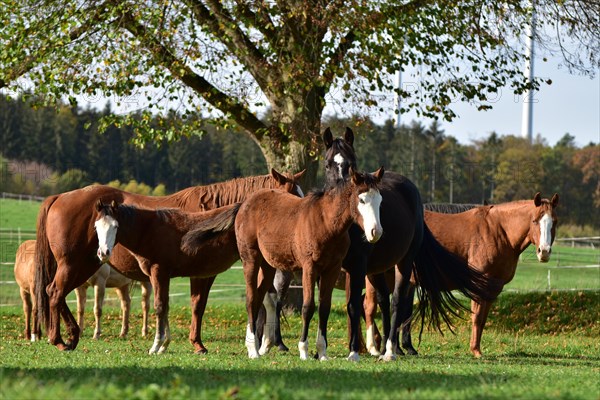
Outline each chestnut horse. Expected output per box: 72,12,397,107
94,200,243,353
235,167,384,360
34,170,304,351
75,263,152,339
15,240,151,341
320,127,498,361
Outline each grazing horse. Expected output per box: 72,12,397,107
75,264,152,339
321,127,499,361
94,200,243,354
34,170,304,351
235,167,384,360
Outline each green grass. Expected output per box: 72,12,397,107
0,292,598,399
0,198,41,230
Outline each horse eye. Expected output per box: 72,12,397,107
359,198,365,204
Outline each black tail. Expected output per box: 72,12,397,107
34,194,60,332
412,223,501,335
180,203,241,255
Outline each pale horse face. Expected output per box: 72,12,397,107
536,213,554,262
94,214,119,263
358,188,383,243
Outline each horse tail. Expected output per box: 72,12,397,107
34,194,60,332
180,203,242,255
412,223,501,335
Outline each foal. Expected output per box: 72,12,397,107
236,167,384,360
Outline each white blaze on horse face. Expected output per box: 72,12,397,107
537,213,553,262
94,215,118,263
358,189,383,243
333,153,345,179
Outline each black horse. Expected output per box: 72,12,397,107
321,127,498,361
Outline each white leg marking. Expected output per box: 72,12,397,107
366,325,381,356
157,322,171,354
246,323,260,359
298,340,309,360
379,339,397,362
316,329,328,361
30,334,37,342
259,293,277,356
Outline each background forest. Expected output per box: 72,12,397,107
1,94,598,232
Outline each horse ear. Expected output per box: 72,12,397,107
294,169,306,181
270,168,286,184
95,199,103,212
323,127,333,149
110,200,118,213
533,192,542,207
551,193,559,207
373,166,384,182
349,166,362,185
344,127,354,147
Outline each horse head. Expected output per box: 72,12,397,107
270,168,306,198
94,199,120,263
349,166,384,243
529,192,559,262
323,127,357,189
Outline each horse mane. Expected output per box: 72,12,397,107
424,203,481,214
168,174,276,210
180,203,242,256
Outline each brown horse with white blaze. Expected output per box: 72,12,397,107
236,167,384,360
94,200,243,353
363,193,559,357
34,170,304,351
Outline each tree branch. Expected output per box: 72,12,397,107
119,9,268,140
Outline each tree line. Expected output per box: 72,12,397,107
0,94,598,231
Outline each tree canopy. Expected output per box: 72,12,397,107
1,0,598,184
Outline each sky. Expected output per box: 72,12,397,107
371,55,600,148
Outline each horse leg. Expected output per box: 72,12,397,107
140,281,151,337
256,267,276,356
346,261,367,362
258,289,277,355
401,285,418,355
115,285,131,338
149,267,170,354
74,286,87,337
364,277,381,356
369,272,391,354
298,266,316,361
273,269,293,352
380,265,410,361
46,279,79,350
20,288,32,341
315,266,339,361
59,296,80,350
470,299,493,358
93,281,106,339
189,276,216,354
242,255,263,359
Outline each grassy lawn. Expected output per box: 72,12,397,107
0,292,598,399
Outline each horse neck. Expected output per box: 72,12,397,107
489,201,534,253
318,185,357,235
163,174,274,210
115,207,182,251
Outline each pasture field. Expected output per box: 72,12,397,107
0,197,598,399
0,292,598,399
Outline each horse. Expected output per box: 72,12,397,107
94,199,247,353
14,240,151,342
34,170,304,351
74,263,152,339
14,240,41,341
235,167,384,360
320,127,499,361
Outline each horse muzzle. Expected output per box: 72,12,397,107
97,247,111,263
537,245,551,262
366,227,383,243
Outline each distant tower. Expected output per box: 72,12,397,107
521,1,536,143
393,70,402,129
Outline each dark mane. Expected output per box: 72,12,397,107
180,203,242,256
424,203,481,214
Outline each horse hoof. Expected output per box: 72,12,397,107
368,347,381,357
194,348,208,355
378,354,396,362
277,344,289,352
404,348,418,356
347,352,360,362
